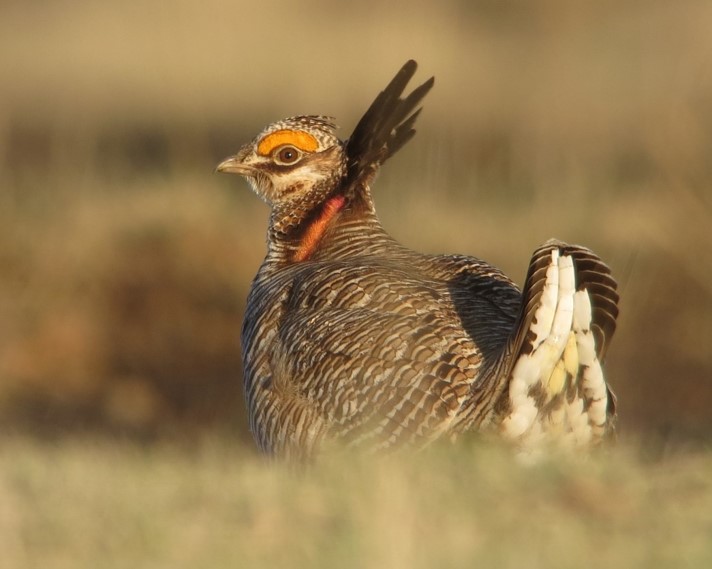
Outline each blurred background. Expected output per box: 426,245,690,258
1,0,711,447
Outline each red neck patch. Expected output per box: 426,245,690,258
293,194,347,262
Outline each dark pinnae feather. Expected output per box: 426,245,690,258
344,60,434,194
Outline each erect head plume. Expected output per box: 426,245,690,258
216,60,434,252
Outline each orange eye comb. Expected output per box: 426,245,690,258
257,130,319,156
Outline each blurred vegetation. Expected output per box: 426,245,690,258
1,436,711,568
1,0,711,446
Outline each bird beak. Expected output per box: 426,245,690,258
215,155,252,175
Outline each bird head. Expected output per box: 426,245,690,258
216,116,346,206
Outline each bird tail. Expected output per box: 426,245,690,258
496,240,619,449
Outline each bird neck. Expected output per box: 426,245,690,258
290,193,348,263
265,189,392,265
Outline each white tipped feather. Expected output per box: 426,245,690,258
503,249,615,451
529,250,560,350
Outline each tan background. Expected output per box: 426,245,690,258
1,0,711,446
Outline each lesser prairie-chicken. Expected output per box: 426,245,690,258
217,60,619,459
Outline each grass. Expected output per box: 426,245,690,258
1,436,711,569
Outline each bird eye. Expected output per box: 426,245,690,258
274,145,302,165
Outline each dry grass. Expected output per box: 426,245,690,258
1,436,711,569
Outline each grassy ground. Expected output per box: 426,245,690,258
1,436,711,569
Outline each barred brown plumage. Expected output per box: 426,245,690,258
217,60,619,459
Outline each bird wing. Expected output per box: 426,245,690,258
343,60,434,196
496,240,620,449
247,261,481,455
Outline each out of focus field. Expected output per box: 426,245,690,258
1,1,711,566
1,437,711,569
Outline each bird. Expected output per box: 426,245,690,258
217,60,619,460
